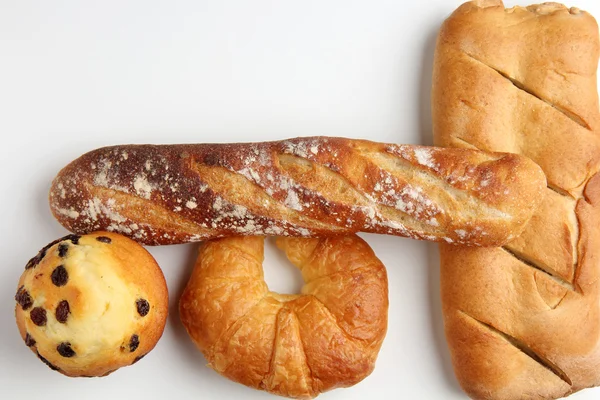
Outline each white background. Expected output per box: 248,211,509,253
0,1,598,399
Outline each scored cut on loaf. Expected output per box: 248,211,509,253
432,1,600,399
49,137,545,247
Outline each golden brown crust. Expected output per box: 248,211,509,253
433,1,600,195
433,1,600,398
14,232,168,377
49,137,545,247
179,235,388,399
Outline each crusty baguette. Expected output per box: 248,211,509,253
179,235,388,398
433,1,600,399
49,136,545,246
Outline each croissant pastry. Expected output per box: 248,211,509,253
179,235,388,399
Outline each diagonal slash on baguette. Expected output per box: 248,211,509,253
49,136,545,246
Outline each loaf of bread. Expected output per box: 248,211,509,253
433,1,600,399
49,137,545,247
15,232,169,377
179,235,388,398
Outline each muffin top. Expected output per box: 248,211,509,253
15,232,168,377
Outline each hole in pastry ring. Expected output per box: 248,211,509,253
179,235,389,399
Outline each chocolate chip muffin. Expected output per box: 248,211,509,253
15,232,168,377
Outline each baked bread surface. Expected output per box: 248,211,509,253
179,235,388,399
15,232,169,377
433,1,600,399
49,137,546,247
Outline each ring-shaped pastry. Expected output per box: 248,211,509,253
179,235,388,399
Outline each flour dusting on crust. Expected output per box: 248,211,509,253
49,138,526,246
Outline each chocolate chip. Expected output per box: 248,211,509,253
37,351,59,371
15,286,33,310
136,299,150,317
30,307,47,326
96,236,112,244
25,237,63,270
65,234,81,245
132,354,146,365
25,233,79,270
57,342,75,358
129,334,140,352
51,265,68,287
55,300,70,323
57,243,69,258
25,333,36,347
25,254,41,270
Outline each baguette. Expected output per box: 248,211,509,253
49,136,545,246
433,1,600,399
